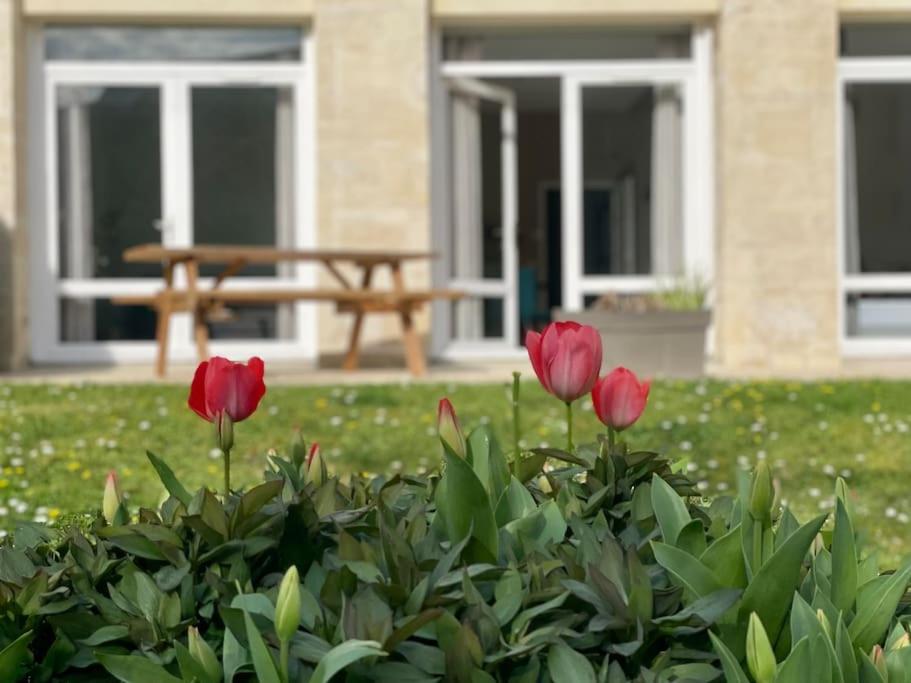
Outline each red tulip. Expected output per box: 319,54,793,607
188,356,266,424
525,322,602,403
306,442,320,470
437,398,466,458
592,366,650,432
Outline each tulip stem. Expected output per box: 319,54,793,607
607,426,616,453
280,639,290,683
511,372,521,458
223,447,231,498
565,401,574,453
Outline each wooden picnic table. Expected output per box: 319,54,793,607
116,244,463,377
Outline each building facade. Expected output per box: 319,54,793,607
0,0,908,376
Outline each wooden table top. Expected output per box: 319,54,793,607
123,244,438,266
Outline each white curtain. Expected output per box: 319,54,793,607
450,90,484,340
446,37,486,340
59,88,98,341
274,87,296,340
650,38,685,277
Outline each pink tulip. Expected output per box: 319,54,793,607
592,366,651,432
437,398,466,458
525,322,602,403
188,356,266,424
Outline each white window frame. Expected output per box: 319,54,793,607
838,57,911,356
432,25,714,358
27,26,317,365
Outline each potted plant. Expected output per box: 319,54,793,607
554,279,710,378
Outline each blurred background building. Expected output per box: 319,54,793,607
0,0,907,377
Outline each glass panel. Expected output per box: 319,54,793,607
57,85,162,279
45,26,302,62
846,294,911,337
844,84,911,274
443,26,690,61
841,24,911,57
451,298,504,340
192,86,296,278
60,298,156,342
448,92,503,283
207,304,290,340
581,84,683,276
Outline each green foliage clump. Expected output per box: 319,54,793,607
0,409,907,681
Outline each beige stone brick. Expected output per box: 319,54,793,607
714,0,841,377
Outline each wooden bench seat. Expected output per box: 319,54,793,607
113,287,463,375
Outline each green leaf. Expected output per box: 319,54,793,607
243,608,281,683
849,563,911,652
0,631,32,681
175,641,217,683
77,625,129,647
650,473,692,547
494,476,537,527
738,513,827,644
547,642,596,683
96,653,183,683
383,609,444,653
492,569,523,626
310,639,387,683
835,614,858,683
651,541,722,599
775,636,812,683
709,631,749,683
437,451,499,563
830,498,858,613
700,523,747,588
467,426,510,502
145,451,192,506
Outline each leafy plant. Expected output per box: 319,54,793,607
0,360,908,681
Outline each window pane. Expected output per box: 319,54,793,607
844,84,911,274
45,26,302,62
841,24,911,57
451,298,504,340
207,304,291,341
60,298,156,342
443,26,690,61
846,294,911,338
581,84,683,276
57,86,161,279
192,86,296,278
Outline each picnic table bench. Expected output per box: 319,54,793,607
114,244,463,377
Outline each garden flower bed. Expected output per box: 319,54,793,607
0,321,910,681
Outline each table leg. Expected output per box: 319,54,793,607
399,304,427,376
184,260,210,361
342,265,374,371
390,261,427,376
154,262,174,377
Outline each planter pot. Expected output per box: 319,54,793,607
552,308,711,378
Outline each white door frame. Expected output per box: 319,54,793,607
442,76,519,357
433,25,714,356
838,57,911,356
27,29,317,365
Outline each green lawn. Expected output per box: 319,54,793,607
0,377,909,564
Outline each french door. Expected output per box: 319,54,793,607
30,61,314,363
441,77,519,353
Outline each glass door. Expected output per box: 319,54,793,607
53,83,166,344
443,77,518,350
34,54,312,363
561,75,691,311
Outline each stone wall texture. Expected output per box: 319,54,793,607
713,0,842,376
0,0,26,371
314,0,432,361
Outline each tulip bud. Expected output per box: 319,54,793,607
306,442,325,486
746,613,776,683
215,411,234,454
103,471,122,525
437,398,466,459
188,626,222,682
749,461,774,523
871,644,888,679
275,565,301,642
816,609,833,640
894,632,911,651
835,476,856,521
